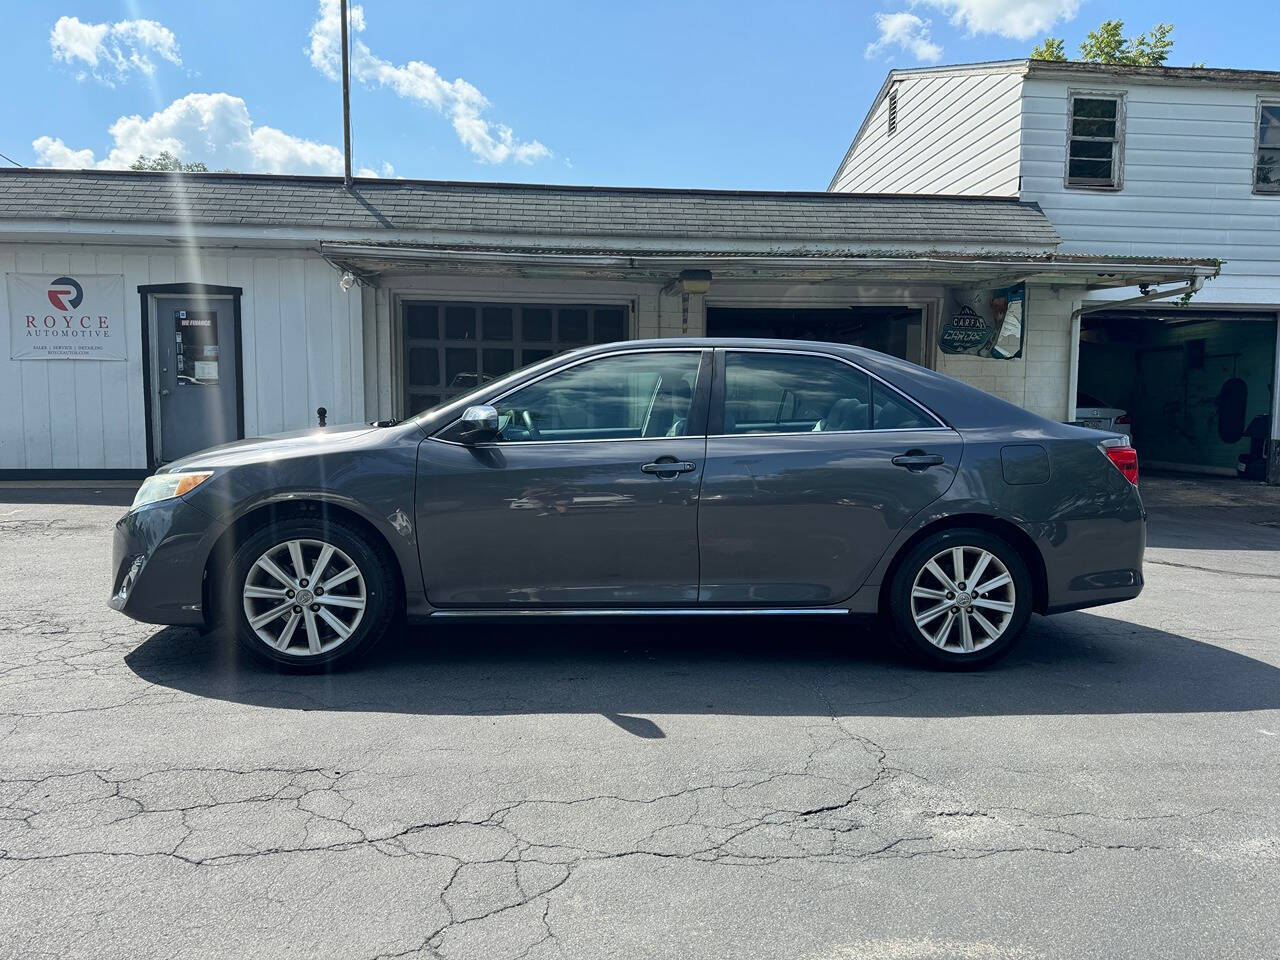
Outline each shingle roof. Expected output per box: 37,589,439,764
0,169,1061,248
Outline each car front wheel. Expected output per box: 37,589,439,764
223,517,397,670
888,528,1032,669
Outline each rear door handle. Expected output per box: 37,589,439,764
641,459,697,477
892,453,945,469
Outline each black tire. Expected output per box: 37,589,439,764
220,516,398,670
887,528,1032,670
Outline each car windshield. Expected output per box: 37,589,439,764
1077,392,1107,407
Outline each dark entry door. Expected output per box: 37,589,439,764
154,296,240,462
416,349,710,606
698,349,962,605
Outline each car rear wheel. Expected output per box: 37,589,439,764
223,517,397,670
887,528,1032,669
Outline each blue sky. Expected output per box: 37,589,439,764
4,0,1271,190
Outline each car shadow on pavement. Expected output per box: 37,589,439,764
124,611,1280,731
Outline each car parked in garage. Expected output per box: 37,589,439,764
1075,391,1131,436
109,339,1146,670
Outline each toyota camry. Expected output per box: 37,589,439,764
109,339,1145,670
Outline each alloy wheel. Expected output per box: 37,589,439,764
241,538,367,656
908,545,1016,654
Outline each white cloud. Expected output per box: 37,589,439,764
865,12,944,63
50,15,181,83
917,0,1081,41
307,0,550,165
32,92,389,176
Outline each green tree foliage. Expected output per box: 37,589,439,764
128,151,210,172
1030,36,1066,61
1032,20,1176,66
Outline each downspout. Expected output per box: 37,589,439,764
1067,276,1206,420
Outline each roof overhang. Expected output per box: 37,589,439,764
320,241,1220,292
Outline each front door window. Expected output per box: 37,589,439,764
494,351,702,443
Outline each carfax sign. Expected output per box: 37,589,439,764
940,283,1026,359
7,273,127,360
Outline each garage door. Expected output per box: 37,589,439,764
402,301,629,415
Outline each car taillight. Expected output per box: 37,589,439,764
1099,437,1139,485
1114,413,1130,424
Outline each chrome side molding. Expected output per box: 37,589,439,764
428,608,851,618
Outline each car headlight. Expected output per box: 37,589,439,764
131,471,214,509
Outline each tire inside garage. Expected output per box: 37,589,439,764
1077,310,1278,480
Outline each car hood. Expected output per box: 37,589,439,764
159,422,381,471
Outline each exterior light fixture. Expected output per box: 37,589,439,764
678,269,712,295
339,270,356,292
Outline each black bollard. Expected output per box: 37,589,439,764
317,406,327,427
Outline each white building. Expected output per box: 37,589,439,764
0,169,1211,475
831,59,1280,480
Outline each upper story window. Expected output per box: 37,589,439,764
1257,101,1280,194
1066,93,1124,189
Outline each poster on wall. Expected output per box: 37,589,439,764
940,283,1026,359
7,273,127,360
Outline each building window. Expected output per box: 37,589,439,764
887,84,899,136
1257,101,1280,193
1066,93,1123,189
402,301,629,416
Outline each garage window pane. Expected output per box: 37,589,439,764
446,348,480,389
522,348,553,366
482,306,513,340
594,308,627,343
406,304,438,340
522,308,553,341
408,347,440,386
483,348,515,377
559,309,589,342
445,306,476,340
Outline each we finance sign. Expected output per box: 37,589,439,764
7,273,126,360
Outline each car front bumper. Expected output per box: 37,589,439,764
109,497,218,626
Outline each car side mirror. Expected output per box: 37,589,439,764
458,404,499,444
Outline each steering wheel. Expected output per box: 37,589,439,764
519,409,541,440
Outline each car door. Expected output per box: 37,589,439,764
416,348,711,606
698,348,963,605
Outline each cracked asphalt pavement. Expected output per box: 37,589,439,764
0,476,1277,960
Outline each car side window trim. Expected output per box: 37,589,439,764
709,347,950,438
430,347,713,446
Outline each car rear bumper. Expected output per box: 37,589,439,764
109,498,216,626
1039,511,1145,614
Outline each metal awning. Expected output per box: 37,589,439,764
320,241,1220,292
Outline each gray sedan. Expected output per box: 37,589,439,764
109,339,1145,670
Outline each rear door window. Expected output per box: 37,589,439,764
722,352,872,434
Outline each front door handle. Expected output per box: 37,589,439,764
892,453,945,470
641,458,697,477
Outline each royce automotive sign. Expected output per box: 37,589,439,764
7,273,127,360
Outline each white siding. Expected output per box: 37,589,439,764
831,69,1024,197
0,243,365,471
1021,77,1280,305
